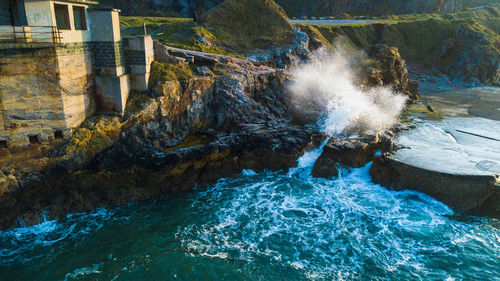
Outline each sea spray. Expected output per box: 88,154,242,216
289,48,407,135
288,138,329,178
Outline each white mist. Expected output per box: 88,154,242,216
289,48,407,136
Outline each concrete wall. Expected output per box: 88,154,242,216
125,36,154,91
23,0,92,43
24,0,53,26
55,43,95,128
0,7,154,147
88,8,121,42
89,8,131,115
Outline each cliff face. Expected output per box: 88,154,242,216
311,6,500,85
0,38,416,229
99,0,499,17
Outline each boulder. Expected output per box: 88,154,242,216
312,133,389,178
362,44,412,97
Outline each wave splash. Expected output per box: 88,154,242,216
289,48,407,135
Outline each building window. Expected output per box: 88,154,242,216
54,130,64,140
73,6,87,30
28,135,41,144
54,4,70,30
0,141,7,149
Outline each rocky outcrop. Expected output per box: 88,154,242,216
369,118,500,217
312,134,390,178
312,6,500,85
355,44,417,99
0,48,325,229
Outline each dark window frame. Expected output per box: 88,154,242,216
28,135,41,144
54,4,71,30
72,5,87,30
54,130,64,140
0,140,7,149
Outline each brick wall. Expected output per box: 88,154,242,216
91,41,126,68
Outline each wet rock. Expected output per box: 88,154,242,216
0,54,322,229
312,133,388,178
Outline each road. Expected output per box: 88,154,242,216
289,19,386,25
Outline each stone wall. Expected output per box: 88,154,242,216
0,43,95,147
0,9,154,147
91,41,125,69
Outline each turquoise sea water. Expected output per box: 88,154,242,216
1,158,499,281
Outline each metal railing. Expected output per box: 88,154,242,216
0,26,62,44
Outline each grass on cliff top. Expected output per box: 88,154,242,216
120,16,189,27
201,0,296,53
120,16,239,57
310,5,500,66
149,61,196,86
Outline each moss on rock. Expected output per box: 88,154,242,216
149,61,195,87
62,117,123,171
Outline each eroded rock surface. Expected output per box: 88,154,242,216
0,49,324,229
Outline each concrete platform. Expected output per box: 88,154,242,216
371,117,500,217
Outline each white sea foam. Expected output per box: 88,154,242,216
289,48,407,135
288,138,329,178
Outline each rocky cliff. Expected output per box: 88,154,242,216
99,0,499,17
0,43,318,229
311,6,500,85
0,37,415,230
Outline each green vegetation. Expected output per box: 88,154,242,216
120,16,187,27
121,16,238,56
125,90,153,116
121,0,297,55
310,6,500,72
201,0,295,53
149,61,195,86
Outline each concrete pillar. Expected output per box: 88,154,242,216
88,8,130,115
125,35,154,91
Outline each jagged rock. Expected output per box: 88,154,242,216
0,53,322,229
312,133,389,178
362,44,411,97
56,117,122,172
197,66,213,76
0,170,18,196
